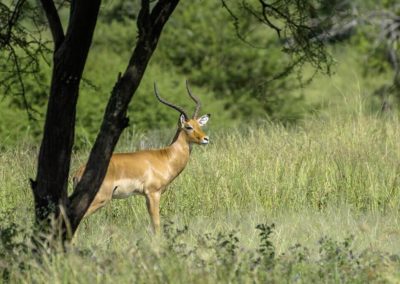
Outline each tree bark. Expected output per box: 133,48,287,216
31,0,101,246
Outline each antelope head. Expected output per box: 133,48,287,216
154,80,210,145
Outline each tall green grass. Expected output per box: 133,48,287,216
1,113,400,282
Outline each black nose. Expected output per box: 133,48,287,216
203,137,209,141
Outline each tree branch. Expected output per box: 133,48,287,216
150,0,179,36
39,0,64,50
0,0,51,119
220,0,263,48
256,0,282,37
137,0,150,39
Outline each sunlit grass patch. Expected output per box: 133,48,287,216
1,114,400,282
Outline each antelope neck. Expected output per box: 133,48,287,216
165,130,191,171
170,128,193,150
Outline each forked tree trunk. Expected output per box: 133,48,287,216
31,0,179,247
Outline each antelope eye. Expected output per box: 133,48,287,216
185,125,193,130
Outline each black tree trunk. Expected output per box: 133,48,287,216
31,0,101,245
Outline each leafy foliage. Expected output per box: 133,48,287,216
157,1,310,122
0,0,50,118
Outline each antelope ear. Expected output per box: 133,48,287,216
180,114,186,126
197,114,210,126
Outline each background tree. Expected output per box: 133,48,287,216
298,0,400,111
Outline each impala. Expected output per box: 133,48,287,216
73,81,210,233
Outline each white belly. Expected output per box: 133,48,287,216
112,179,144,199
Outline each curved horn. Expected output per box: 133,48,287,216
154,82,189,120
186,80,201,118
